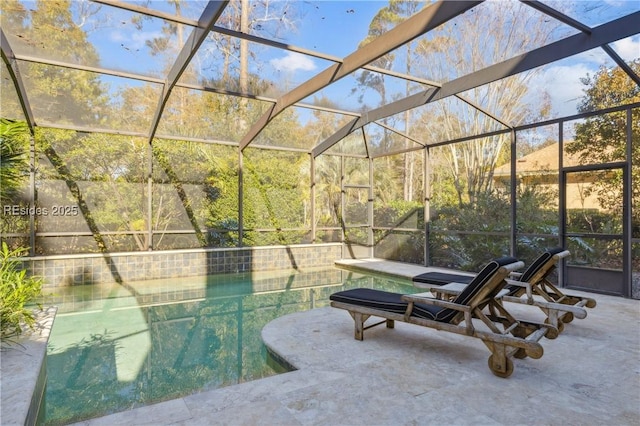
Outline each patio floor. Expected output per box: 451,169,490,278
73,260,640,425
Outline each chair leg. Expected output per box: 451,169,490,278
347,311,395,341
542,308,563,337
353,312,368,341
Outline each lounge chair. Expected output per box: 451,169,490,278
330,257,554,378
413,248,596,334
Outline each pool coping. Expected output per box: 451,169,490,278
1,306,57,426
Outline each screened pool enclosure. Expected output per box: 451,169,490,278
1,0,639,297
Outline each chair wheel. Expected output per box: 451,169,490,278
586,299,597,308
544,319,560,339
561,312,574,323
488,354,514,378
513,348,527,359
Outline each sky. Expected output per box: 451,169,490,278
527,35,640,118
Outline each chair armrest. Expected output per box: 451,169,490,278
495,288,510,298
505,278,533,302
502,261,525,273
429,284,511,300
553,250,571,260
402,294,474,329
439,282,468,293
429,282,466,300
401,294,471,312
505,278,526,287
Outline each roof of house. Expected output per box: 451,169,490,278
494,142,581,176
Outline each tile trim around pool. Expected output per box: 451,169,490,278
20,243,342,289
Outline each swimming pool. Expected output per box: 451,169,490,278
42,267,417,425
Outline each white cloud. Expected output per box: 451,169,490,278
109,31,126,43
611,36,640,62
525,36,639,118
573,48,610,67
109,30,163,50
566,36,639,68
270,52,317,73
528,63,592,117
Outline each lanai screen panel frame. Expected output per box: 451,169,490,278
1,0,638,260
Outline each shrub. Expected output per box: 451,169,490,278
0,242,43,340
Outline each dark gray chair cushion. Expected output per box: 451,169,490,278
412,249,564,297
329,287,448,321
519,247,564,283
331,256,518,323
412,272,474,286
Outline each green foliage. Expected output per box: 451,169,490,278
0,119,31,249
429,170,459,208
374,229,424,264
430,191,512,270
374,200,423,225
241,149,309,245
0,242,43,340
515,184,558,235
0,118,30,204
569,61,640,238
370,200,425,263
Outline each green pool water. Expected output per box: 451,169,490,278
42,267,417,425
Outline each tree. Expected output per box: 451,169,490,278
1,1,113,254
1,0,317,253
0,119,31,249
0,119,29,204
24,0,107,126
567,61,640,238
413,1,556,207
357,0,424,202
